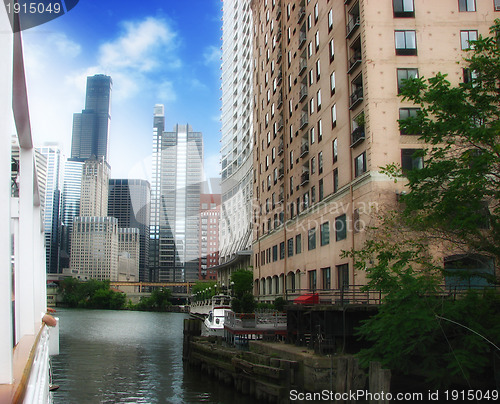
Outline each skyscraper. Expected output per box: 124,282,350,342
219,0,254,280
59,158,84,270
71,74,112,161
108,179,151,281
38,144,63,274
250,0,495,301
150,106,203,282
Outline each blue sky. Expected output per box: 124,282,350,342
23,0,223,181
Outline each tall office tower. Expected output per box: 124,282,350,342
150,107,203,282
59,158,84,270
199,187,221,280
108,179,151,281
38,144,63,274
149,104,165,282
117,228,140,281
79,156,110,217
251,0,494,301
71,74,112,161
218,0,254,284
70,216,119,281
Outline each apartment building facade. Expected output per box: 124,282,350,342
251,0,496,301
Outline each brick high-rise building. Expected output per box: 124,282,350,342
199,192,221,280
251,0,495,301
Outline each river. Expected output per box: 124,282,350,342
50,308,255,403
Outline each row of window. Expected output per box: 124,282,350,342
392,0,499,16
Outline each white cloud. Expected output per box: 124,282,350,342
190,78,208,91
157,81,177,103
99,17,180,73
203,45,221,65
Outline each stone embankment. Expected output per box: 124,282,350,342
183,319,390,404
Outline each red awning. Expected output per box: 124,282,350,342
294,293,319,305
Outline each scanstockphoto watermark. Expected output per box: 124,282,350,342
289,389,499,402
3,0,80,33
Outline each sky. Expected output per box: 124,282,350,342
21,0,223,182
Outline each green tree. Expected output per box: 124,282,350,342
230,269,253,299
385,20,500,264
230,269,255,313
344,21,500,388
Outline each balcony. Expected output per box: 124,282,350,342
277,116,284,131
298,31,306,49
349,87,364,109
276,29,282,42
300,112,309,129
350,126,365,147
298,6,305,23
278,141,284,155
346,16,360,38
277,5,281,20
277,92,283,108
277,72,282,85
300,172,310,186
347,51,362,74
299,58,307,75
277,50,282,63
300,142,309,157
278,167,284,179
299,85,308,102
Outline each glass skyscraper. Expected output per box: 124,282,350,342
108,179,151,282
71,74,112,161
150,106,203,283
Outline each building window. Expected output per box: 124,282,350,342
329,39,335,62
319,178,324,201
335,214,347,241
318,119,323,142
401,149,424,171
463,68,478,84
317,89,322,110
331,104,337,128
309,69,314,85
460,30,478,50
399,108,420,135
308,41,313,58
459,0,476,12
309,270,317,291
310,97,315,114
333,138,338,163
272,245,278,261
330,71,336,95
315,31,320,50
318,152,323,174
322,267,331,290
308,228,317,250
395,30,417,55
328,9,333,30
333,168,339,192
311,156,316,174
314,2,319,22
393,0,414,17
397,68,419,94
320,222,330,246
280,241,285,260
316,59,321,80
311,186,316,204
295,234,302,254
355,152,367,177
310,127,315,144
337,264,349,289
290,176,294,195
287,238,294,257
496,0,500,11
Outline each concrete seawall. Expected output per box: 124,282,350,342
183,319,390,403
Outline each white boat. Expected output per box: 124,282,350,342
202,307,232,337
199,295,232,336
0,8,59,403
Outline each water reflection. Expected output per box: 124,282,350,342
51,309,254,403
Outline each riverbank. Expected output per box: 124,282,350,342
182,319,390,404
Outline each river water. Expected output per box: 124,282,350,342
51,308,255,403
